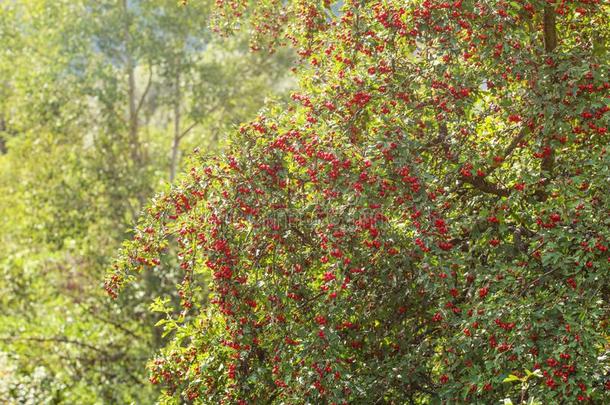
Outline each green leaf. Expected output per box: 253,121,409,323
502,374,522,383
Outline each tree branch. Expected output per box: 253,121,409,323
135,65,153,117
178,122,197,141
427,122,512,197
461,175,511,197
488,128,528,176
86,306,146,340
0,335,118,358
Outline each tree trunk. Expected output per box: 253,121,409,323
0,116,6,154
122,0,140,165
127,59,139,162
170,69,181,182
543,6,558,53
537,6,558,202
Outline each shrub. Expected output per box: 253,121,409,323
107,1,609,403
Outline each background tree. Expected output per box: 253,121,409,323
0,0,293,402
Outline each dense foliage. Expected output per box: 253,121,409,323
107,0,610,403
0,0,292,402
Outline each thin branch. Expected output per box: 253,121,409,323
135,65,153,117
518,266,560,296
461,175,511,197
290,224,313,245
85,306,146,340
488,127,528,176
426,122,512,197
178,122,197,141
0,335,116,358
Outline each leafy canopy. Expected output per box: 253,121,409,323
108,0,609,403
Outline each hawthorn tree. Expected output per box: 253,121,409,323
107,0,609,403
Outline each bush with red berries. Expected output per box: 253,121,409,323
107,1,609,403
